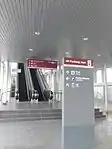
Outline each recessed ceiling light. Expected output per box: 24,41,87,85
98,54,101,57
35,32,40,35
83,37,88,41
29,49,33,52
65,52,69,54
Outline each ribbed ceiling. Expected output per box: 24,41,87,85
0,0,58,60
0,0,112,67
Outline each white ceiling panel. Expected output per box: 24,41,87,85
0,0,111,67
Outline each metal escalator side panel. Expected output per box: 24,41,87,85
38,69,50,90
30,69,45,101
37,69,53,100
36,70,45,92
24,64,32,101
30,69,37,90
27,68,34,91
36,69,50,101
18,63,28,101
36,70,46,101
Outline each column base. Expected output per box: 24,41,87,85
63,124,94,149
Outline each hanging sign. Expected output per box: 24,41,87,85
63,57,94,68
27,58,57,69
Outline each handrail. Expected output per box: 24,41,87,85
24,64,30,100
36,69,45,92
36,69,46,100
27,68,33,91
38,69,50,90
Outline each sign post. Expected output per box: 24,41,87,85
62,57,94,149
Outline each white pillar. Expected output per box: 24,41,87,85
103,64,108,112
2,61,7,103
0,62,3,94
58,65,62,101
53,70,57,91
7,62,12,102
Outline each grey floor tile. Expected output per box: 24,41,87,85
0,120,61,149
1,114,112,149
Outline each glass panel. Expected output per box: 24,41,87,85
107,86,112,111
96,70,102,83
106,68,112,83
94,85,105,111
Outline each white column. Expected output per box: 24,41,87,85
0,62,3,94
103,64,108,112
51,70,55,92
7,62,12,102
2,61,7,103
53,70,57,92
58,65,62,101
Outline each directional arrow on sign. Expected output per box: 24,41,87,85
66,83,69,87
66,70,69,74
72,77,75,81
66,77,69,80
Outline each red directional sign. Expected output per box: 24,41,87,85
63,57,94,68
27,58,57,69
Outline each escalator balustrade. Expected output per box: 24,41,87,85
18,63,28,101
15,90,19,101
30,69,45,101
43,90,53,100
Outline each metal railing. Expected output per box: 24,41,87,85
54,90,62,101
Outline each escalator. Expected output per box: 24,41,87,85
18,63,28,101
30,69,44,101
38,69,53,100
39,69,49,90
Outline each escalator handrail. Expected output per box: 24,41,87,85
38,69,50,90
36,69,45,92
36,70,47,100
24,63,34,92
27,68,34,91
24,64,30,100
37,70,54,100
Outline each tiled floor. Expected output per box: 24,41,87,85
94,99,112,112
0,116,112,149
95,115,112,149
0,120,61,149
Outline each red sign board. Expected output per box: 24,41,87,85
27,58,57,69
63,57,93,68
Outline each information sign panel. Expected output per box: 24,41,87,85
62,57,94,149
27,58,57,69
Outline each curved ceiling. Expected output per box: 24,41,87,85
0,0,112,67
